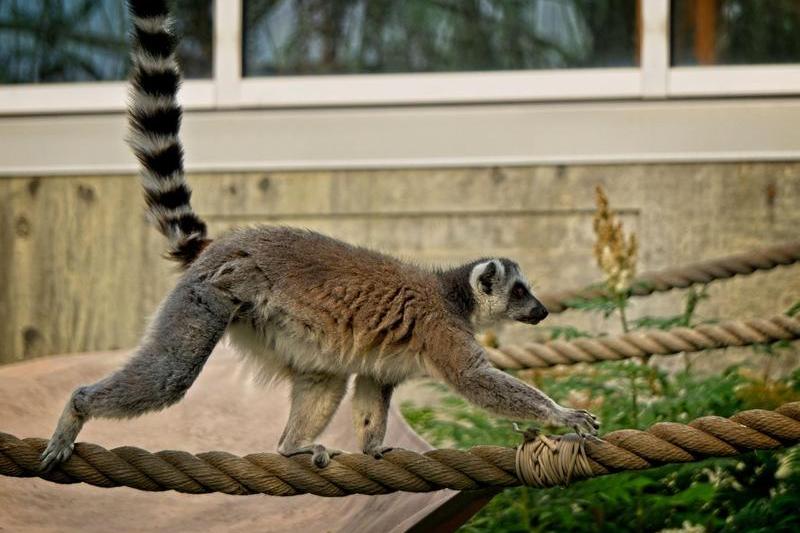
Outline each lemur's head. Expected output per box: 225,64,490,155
438,257,549,330
465,258,548,329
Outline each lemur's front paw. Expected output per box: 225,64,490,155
550,406,600,436
40,437,75,472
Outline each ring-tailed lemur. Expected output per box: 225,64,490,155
41,0,598,470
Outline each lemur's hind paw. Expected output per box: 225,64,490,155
40,405,85,472
281,444,342,468
40,438,75,472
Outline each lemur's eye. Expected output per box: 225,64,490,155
512,283,526,298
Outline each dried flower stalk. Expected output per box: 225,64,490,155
593,185,638,295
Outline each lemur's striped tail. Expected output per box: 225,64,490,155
126,0,209,267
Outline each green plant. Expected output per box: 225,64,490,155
402,364,800,532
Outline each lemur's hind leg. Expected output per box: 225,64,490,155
352,375,395,458
41,278,237,470
278,372,348,468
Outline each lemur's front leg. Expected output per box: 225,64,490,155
352,375,395,458
278,372,348,467
459,363,598,434
428,333,599,435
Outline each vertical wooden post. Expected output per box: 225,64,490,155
694,0,718,65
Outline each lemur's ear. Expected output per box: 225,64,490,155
476,260,500,295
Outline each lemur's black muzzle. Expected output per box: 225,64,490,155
528,305,549,324
520,301,549,324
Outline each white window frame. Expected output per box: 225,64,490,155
669,65,800,97
0,80,216,115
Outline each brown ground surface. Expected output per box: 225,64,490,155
0,346,455,532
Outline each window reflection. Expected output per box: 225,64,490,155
0,0,213,84
243,0,639,77
671,0,800,66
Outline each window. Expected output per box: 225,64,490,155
671,0,800,66
3,0,800,172
2,0,800,114
0,0,213,84
242,0,639,77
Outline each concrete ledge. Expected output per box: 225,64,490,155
1,98,799,176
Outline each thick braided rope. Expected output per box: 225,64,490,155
486,314,800,370
1,403,798,495
538,241,800,313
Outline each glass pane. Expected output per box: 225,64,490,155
671,0,800,66
243,0,639,77
0,0,213,84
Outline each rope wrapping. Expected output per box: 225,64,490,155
515,433,594,488
2,402,799,495
486,314,800,370
538,241,800,313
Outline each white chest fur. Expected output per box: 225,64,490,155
226,316,424,385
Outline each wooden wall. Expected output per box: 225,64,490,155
2,163,799,364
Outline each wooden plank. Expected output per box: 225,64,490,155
0,175,176,364
1,162,799,364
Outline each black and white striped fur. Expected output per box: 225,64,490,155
127,0,209,265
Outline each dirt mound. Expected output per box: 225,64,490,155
0,346,455,532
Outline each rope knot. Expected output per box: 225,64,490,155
514,426,595,488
